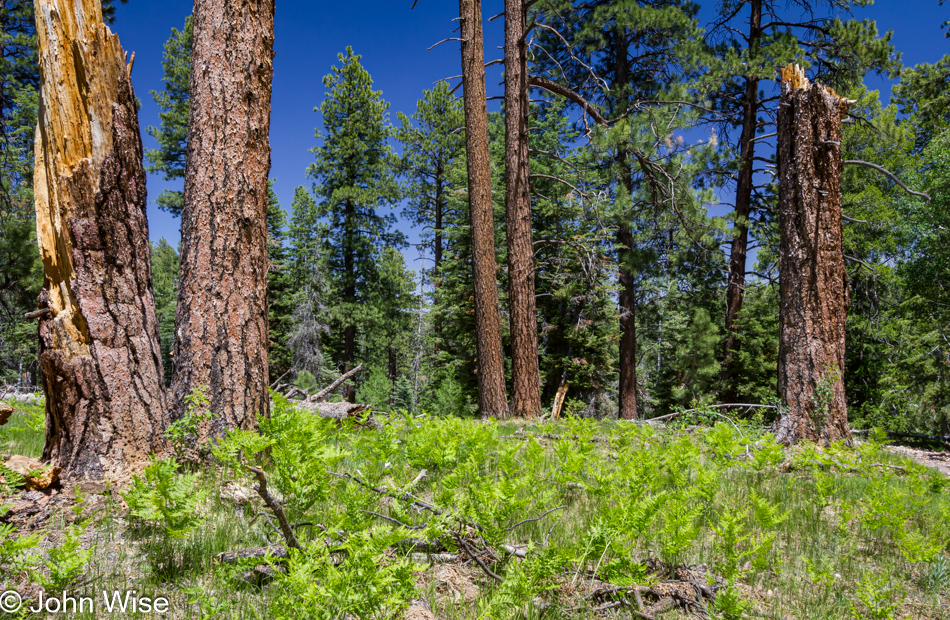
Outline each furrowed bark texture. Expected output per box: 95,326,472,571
721,0,762,402
504,0,542,419
459,0,509,418
173,0,274,437
33,0,169,479
775,64,851,445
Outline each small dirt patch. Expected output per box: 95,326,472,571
887,444,950,477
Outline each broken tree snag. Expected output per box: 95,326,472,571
774,64,852,446
172,0,275,439
33,0,170,479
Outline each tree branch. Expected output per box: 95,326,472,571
843,160,931,200
528,76,607,125
308,363,363,402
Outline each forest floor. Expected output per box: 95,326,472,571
0,396,949,620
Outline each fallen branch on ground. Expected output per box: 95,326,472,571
247,466,302,550
328,470,443,515
309,364,363,402
505,505,567,532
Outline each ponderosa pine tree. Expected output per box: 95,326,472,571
458,0,510,418
0,0,42,385
532,0,705,419
174,0,275,435
285,186,329,382
395,81,465,346
267,183,294,381
145,14,191,216
705,0,899,402
504,0,542,418
530,102,617,411
307,48,404,397
152,239,179,387
288,186,322,288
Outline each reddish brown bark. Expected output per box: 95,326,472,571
721,0,762,403
613,28,638,421
459,0,509,418
173,0,275,438
504,0,542,419
617,221,638,420
33,0,169,479
775,64,851,446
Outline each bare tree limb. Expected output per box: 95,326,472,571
843,160,931,200
505,505,567,532
428,37,464,51
308,363,363,402
528,76,607,125
454,534,503,582
247,466,301,550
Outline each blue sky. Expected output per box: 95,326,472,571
110,0,947,267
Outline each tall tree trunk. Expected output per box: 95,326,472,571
343,198,356,402
774,64,851,445
434,176,443,347
721,0,762,402
459,0,509,418
613,29,638,421
617,221,638,420
173,0,275,438
33,0,169,479
504,0,541,419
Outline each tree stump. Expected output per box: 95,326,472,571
774,64,852,445
33,0,169,478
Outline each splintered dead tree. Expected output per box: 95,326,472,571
459,0,510,418
775,64,852,445
504,0,542,419
33,0,169,478
173,0,275,437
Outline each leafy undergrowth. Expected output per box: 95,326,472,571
0,395,949,619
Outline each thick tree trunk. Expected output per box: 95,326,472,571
721,0,762,403
173,0,274,438
33,0,169,479
459,0,509,418
504,0,541,419
774,64,851,445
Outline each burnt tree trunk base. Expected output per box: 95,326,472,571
774,64,852,446
34,0,169,479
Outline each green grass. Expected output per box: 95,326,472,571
0,399,44,459
1,396,949,619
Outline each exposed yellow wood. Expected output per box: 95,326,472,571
551,379,568,421
32,0,132,360
779,62,855,115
